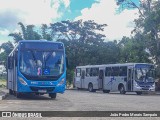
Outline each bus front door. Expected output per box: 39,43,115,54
127,67,133,91
81,70,85,88
98,70,104,89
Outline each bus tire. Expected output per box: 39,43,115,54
119,85,126,94
93,89,96,92
16,92,22,98
88,83,95,92
49,93,57,99
103,90,110,93
9,89,13,95
136,92,142,95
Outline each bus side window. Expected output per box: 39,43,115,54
99,70,103,79
90,68,93,76
119,66,127,76
105,67,112,76
112,67,119,76
86,68,90,77
76,68,81,77
92,68,99,76
81,70,85,79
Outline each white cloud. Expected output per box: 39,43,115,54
0,29,10,36
0,0,70,26
0,0,71,43
62,0,70,8
75,0,139,41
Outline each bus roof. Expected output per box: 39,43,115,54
8,40,64,57
76,63,154,68
18,40,63,44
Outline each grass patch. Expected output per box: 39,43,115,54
0,75,7,88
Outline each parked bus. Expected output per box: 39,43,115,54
74,63,155,95
7,40,67,99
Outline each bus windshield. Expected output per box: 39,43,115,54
135,64,155,82
19,50,64,80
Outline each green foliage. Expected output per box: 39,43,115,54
118,36,150,63
50,20,107,68
41,24,52,41
0,41,14,65
66,69,74,85
8,23,53,42
0,77,6,88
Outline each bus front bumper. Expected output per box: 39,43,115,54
134,86,155,92
18,84,65,94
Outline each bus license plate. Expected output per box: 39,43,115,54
38,89,47,93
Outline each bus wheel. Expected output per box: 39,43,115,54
119,85,126,94
16,92,22,98
88,83,95,92
49,93,57,99
136,92,142,95
9,89,13,95
103,90,110,93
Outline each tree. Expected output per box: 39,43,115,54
118,36,150,63
0,41,14,65
41,24,52,41
50,20,107,68
9,22,42,43
8,32,23,43
26,25,41,40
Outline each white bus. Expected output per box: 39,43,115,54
74,63,155,95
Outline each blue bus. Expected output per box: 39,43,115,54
7,40,67,99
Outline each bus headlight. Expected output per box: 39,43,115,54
58,78,65,86
135,82,140,88
18,77,27,86
152,84,155,87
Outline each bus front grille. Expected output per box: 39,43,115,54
140,85,150,88
30,86,55,92
142,88,149,90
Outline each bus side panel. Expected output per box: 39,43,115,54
8,67,18,92
84,77,89,89
103,77,111,91
82,77,99,90
111,77,126,92
111,76,119,92
87,76,98,89
75,76,81,88
7,69,13,90
15,67,18,92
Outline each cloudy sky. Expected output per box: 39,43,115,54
0,0,139,44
